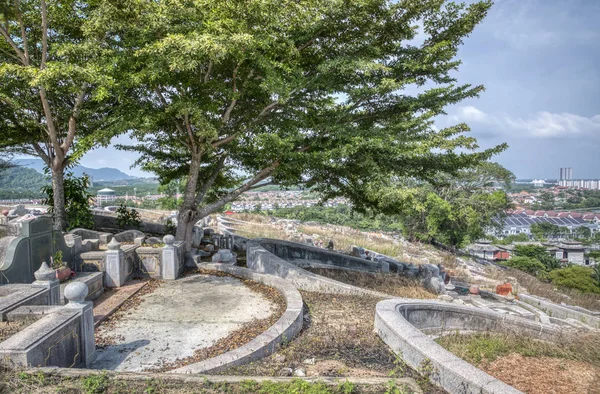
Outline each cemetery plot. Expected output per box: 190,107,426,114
91,273,278,372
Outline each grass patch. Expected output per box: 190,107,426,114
435,331,600,367
304,268,436,299
0,369,417,394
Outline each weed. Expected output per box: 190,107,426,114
82,373,109,394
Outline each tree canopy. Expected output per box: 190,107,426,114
0,0,120,229
88,0,504,244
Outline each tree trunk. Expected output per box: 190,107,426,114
175,150,203,249
51,166,67,231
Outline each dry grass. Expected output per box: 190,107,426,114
222,291,446,394
436,331,600,394
0,318,37,342
487,267,600,311
227,213,459,269
305,268,436,299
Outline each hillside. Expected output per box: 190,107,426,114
14,159,135,182
0,166,48,199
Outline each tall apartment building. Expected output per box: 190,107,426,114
559,167,573,181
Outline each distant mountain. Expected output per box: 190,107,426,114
14,159,136,182
0,165,48,199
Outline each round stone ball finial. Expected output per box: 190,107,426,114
34,261,56,281
107,237,121,250
64,281,89,303
163,234,175,246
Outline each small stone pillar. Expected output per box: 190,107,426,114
161,235,179,280
32,262,61,305
64,281,96,366
105,238,125,287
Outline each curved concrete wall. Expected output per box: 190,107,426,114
258,239,390,273
518,294,600,328
246,239,388,296
170,263,304,374
375,299,563,394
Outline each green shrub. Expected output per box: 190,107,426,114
502,256,547,276
42,170,94,231
116,204,142,229
513,244,560,270
549,265,600,294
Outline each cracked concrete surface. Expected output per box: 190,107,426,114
90,274,275,371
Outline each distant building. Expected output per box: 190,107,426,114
559,167,573,181
532,179,546,188
96,188,116,204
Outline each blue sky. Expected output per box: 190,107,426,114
80,0,600,179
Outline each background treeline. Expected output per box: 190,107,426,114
0,166,48,199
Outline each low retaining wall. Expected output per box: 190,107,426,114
518,294,600,328
259,239,389,273
246,239,388,296
0,282,96,369
0,309,83,368
375,299,564,394
170,263,304,374
0,285,50,320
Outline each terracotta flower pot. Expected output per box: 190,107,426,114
55,267,72,282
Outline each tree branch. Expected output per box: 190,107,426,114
32,142,50,165
0,25,27,64
247,181,275,191
62,84,87,152
40,0,49,69
221,65,239,124
194,155,227,206
154,87,187,137
197,161,280,218
14,0,29,64
203,60,213,84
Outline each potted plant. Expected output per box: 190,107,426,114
51,250,72,282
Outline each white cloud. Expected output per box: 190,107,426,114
453,106,491,123
504,112,600,137
446,106,600,139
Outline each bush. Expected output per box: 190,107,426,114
549,265,600,294
116,204,142,229
513,244,560,270
42,171,94,231
502,256,547,276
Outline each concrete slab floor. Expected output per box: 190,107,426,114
90,274,276,372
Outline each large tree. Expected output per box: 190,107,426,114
362,162,514,248
0,0,118,230
94,0,504,245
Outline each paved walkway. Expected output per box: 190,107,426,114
90,274,275,372
93,280,148,328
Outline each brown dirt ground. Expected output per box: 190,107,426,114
483,353,599,394
223,291,447,394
